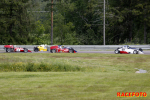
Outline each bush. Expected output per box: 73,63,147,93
26,63,37,72
0,62,84,72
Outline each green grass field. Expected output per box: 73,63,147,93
0,53,150,100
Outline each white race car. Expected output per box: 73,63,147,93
114,45,144,54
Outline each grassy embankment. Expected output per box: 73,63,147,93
0,53,150,100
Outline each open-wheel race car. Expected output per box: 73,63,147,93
114,45,143,54
50,45,77,53
4,45,32,53
33,44,48,52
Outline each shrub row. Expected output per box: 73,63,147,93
0,62,84,72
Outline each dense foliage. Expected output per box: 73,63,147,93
0,0,150,45
0,0,35,44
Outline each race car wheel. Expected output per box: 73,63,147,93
139,48,143,52
24,48,28,53
114,50,119,54
5,48,8,52
133,50,138,54
34,47,39,52
52,49,56,53
69,49,73,53
7,48,11,53
47,47,49,51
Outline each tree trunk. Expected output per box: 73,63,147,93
9,2,13,37
129,21,133,42
51,0,53,45
144,21,147,44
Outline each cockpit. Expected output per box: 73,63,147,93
59,45,67,49
122,45,130,49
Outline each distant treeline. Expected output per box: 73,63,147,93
0,0,150,45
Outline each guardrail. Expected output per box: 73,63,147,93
1,45,150,50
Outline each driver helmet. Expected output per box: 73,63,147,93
123,46,126,48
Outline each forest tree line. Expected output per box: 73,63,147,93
0,0,150,45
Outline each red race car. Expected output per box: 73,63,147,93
4,45,32,53
50,45,77,53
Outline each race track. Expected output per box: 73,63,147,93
78,51,150,54
0,50,150,54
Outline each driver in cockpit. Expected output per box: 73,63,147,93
61,45,64,49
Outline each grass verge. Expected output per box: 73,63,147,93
0,53,149,100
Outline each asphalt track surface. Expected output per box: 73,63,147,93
0,50,150,55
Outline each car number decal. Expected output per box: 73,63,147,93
16,49,20,51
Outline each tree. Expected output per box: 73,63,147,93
108,0,150,44
63,0,104,44
43,0,78,45
133,1,150,44
0,0,35,44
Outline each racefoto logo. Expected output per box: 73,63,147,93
117,92,147,97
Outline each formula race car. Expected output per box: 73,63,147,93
50,45,77,53
114,45,143,54
33,44,48,52
4,45,32,53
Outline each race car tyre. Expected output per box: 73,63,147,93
69,49,73,53
7,48,11,53
47,47,49,51
52,49,56,53
5,48,8,52
139,48,143,52
34,47,39,52
50,49,52,53
114,50,119,54
24,48,28,53
133,50,138,54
